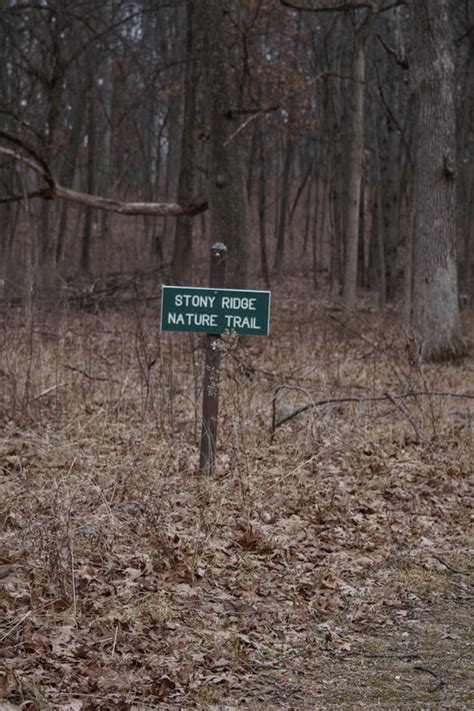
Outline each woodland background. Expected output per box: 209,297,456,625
0,1,473,709
0,0,472,354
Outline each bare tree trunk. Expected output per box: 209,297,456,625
80,83,97,275
257,125,270,288
342,22,372,313
301,171,312,258
273,131,294,277
380,26,402,302
162,10,184,261
402,172,415,328
56,92,87,266
39,9,65,290
171,0,197,285
372,114,386,308
197,0,248,288
466,173,474,306
312,175,319,288
330,168,342,300
410,0,465,360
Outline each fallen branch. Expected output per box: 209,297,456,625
384,390,427,443
329,650,419,660
52,183,207,217
0,135,207,217
431,554,469,575
0,610,32,643
33,382,68,400
272,388,474,431
280,0,404,15
413,665,445,693
64,365,120,384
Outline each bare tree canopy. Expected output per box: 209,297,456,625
0,0,472,358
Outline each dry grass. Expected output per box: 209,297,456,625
0,280,472,710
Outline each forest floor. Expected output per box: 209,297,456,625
0,278,472,710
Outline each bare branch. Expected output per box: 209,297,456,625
0,131,53,186
0,190,51,204
280,0,376,12
430,554,469,575
225,104,280,119
456,24,474,45
272,389,474,431
384,391,427,443
224,107,279,147
52,184,207,217
280,0,404,14
377,34,408,69
0,142,207,218
0,146,49,180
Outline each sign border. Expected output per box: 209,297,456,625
160,285,272,336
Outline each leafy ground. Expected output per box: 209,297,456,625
0,279,472,709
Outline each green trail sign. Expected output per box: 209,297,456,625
161,285,271,336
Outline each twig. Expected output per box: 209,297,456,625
329,650,419,660
224,107,278,147
70,543,77,618
0,610,32,642
0,189,51,203
111,624,119,657
33,381,68,400
272,390,474,431
377,34,408,69
328,310,412,392
64,365,120,384
266,455,318,491
281,0,405,15
431,554,469,575
414,665,445,692
271,384,317,438
384,391,427,443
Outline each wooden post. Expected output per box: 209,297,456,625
198,243,227,475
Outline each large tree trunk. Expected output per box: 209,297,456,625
410,0,466,361
197,0,248,289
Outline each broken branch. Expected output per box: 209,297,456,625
0,135,207,217
280,0,404,15
272,388,474,431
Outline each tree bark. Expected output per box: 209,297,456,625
273,130,294,276
171,0,197,285
197,0,248,289
342,21,372,313
80,80,97,275
257,124,271,288
380,16,402,301
410,0,466,360
372,112,386,307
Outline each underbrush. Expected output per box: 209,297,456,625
1,284,472,709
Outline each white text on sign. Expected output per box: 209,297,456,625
161,286,271,336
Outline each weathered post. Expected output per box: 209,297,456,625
198,243,227,476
